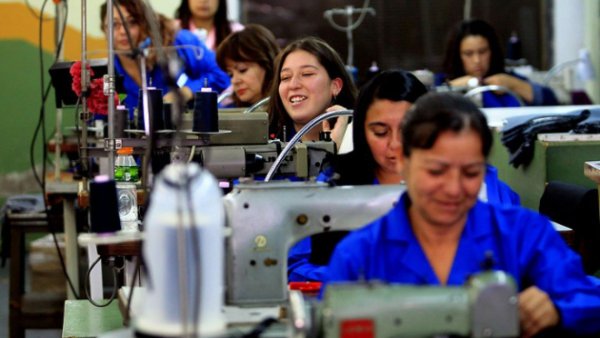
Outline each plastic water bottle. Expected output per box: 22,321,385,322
114,147,139,182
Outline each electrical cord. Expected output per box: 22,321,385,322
28,0,81,299
24,0,53,21
84,255,120,307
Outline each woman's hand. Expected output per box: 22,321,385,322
518,286,559,338
322,104,349,147
163,86,194,104
449,75,480,88
483,73,533,103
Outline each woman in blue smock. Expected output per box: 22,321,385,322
324,92,600,337
288,70,519,282
100,0,230,118
441,19,558,108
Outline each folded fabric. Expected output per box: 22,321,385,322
500,109,591,168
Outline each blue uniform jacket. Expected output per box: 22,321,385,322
115,29,230,118
325,193,600,335
288,164,520,282
482,72,558,107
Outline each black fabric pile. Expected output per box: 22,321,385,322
500,109,594,168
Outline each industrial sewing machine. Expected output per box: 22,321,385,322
289,269,519,338
129,163,521,338
223,180,403,306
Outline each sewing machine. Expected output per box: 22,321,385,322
289,270,519,338
126,164,521,337
223,180,404,306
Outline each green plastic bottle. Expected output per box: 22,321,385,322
114,147,139,182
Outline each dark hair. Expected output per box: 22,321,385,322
442,19,505,80
402,92,492,158
101,0,175,68
175,0,232,48
267,37,357,139
216,24,280,106
340,69,428,184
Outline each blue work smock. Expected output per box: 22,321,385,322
288,164,520,282
115,29,230,118
325,193,600,335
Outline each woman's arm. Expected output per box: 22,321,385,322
173,29,231,94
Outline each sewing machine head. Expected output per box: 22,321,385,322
223,181,405,306
291,270,519,338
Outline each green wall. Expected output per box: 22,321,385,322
0,40,75,175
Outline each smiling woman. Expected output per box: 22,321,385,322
267,37,357,143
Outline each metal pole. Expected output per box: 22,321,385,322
107,0,116,178
54,2,66,180
80,0,89,178
346,6,353,67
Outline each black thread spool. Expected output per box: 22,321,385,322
163,102,174,130
89,178,121,233
192,89,219,132
136,88,164,131
114,106,129,138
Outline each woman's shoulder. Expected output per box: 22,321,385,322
472,200,553,235
174,28,201,42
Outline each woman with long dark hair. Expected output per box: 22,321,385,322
175,0,243,51
267,37,357,144
442,19,557,107
100,0,230,116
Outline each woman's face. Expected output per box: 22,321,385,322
225,60,266,105
278,50,341,128
189,0,219,21
105,5,141,51
364,99,412,183
403,129,486,229
460,35,491,78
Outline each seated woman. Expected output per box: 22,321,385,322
216,24,280,108
324,92,600,337
442,19,558,107
267,36,357,144
100,0,230,117
289,70,519,282
175,0,243,51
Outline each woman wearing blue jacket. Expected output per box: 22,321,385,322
442,19,558,108
100,0,230,117
324,92,600,337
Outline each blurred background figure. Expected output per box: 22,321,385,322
101,0,230,116
175,0,243,51
442,19,558,107
216,24,280,108
267,37,357,144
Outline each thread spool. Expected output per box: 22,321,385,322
163,102,174,130
136,88,164,131
192,88,219,132
114,105,129,138
89,176,121,233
